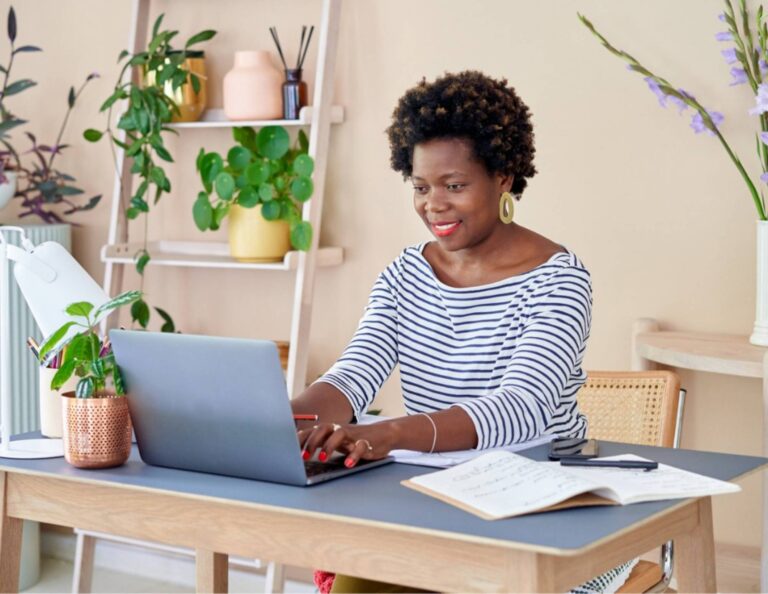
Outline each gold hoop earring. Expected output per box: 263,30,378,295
499,192,515,224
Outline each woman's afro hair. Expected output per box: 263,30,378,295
386,70,537,197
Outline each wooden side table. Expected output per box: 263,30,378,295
631,318,768,591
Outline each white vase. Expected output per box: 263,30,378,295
0,170,18,209
751,220,768,345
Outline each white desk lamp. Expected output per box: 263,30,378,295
0,227,109,459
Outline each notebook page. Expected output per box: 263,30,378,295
404,451,598,519
551,454,741,505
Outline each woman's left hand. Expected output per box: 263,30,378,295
297,422,393,467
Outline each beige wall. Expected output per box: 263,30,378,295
2,0,764,548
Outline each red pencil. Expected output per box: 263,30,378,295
293,414,318,421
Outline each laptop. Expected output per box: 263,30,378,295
109,330,393,486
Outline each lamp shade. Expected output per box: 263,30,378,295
13,241,109,338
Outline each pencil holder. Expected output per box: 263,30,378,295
38,366,77,438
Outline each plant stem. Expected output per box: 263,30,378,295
48,78,91,170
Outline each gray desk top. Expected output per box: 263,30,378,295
1,440,765,553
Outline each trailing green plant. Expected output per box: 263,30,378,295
38,290,142,398
194,126,314,251
84,14,216,331
0,6,100,222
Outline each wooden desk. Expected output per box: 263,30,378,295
1,441,765,593
632,318,768,590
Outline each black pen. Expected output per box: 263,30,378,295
560,459,658,471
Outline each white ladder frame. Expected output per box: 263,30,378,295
76,1,342,592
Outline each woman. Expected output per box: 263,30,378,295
293,71,634,593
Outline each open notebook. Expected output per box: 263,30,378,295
402,452,740,520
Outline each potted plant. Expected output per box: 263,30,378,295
84,14,216,330
0,6,99,219
193,125,314,261
38,290,141,469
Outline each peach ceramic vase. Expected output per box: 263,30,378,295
223,51,283,121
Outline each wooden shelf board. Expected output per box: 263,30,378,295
167,105,345,129
101,240,343,271
635,330,768,378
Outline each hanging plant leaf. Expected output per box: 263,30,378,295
131,299,150,329
154,307,176,333
135,250,151,275
256,126,290,159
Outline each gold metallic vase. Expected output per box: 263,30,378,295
61,392,132,469
143,51,208,123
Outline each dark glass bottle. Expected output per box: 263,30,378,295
283,68,308,120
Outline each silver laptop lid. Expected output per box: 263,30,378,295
110,330,308,485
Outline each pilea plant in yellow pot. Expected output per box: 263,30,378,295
38,290,141,469
193,125,314,261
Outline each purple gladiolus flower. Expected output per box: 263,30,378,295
761,132,768,145
691,110,724,135
644,76,667,106
716,31,733,41
730,67,749,85
721,48,739,64
719,12,727,22
750,83,768,115
761,172,768,183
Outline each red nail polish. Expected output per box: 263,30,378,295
318,451,328,462
302,449,310,461
344,457,355,468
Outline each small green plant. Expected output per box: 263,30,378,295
38,290,141,398
84,14,216,331
194,126,314,251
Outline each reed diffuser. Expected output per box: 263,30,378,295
270,25,313,120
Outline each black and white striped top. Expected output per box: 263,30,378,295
319,243,591,449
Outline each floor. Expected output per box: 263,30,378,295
23,557,316,594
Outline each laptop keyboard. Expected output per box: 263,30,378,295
304,458,348,477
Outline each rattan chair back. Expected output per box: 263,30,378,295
577,371,681,448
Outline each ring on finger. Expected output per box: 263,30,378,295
356,439,373,453
332,423,342,432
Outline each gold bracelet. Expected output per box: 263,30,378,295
418,412,437,454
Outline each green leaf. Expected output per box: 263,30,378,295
7,6,16,43
151,13,165,39
261,200,281,221
259,183,275,201
13,45,41,54
237,186,260,208
117,49,130,62
154,144,173,162
256,126,290,159
76,377,95,398
193,192,214,230
185,29,216,47
196,147,206,171
150,166,168,189
131,299,150,329
293,154,314,177
68,86,76,108
233,126,256,148
290,221,313,251
65,302,94,318
93,290,142,321
83,128,104,142
214,171,235,200
117,112,136,131
0,118,25,137
227,146,252,171
211,203,229,230
290,176,314,202
38,322,77,362
298,129,309,153
4,79,36,96
50,360,77,391
135,250,150,275
246,161,270,185
199,152,223,189
57,185,84,196
235,173,248,189
126,206,141,220
112,363,125,395
154,307,176,333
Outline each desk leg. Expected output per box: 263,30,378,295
675,497,716,593
0,471,22,593
196,549,228,594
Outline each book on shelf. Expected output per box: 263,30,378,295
401,452,740,520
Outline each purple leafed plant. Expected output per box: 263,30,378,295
0,6,100,223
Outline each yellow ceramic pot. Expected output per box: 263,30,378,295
228,204,291,262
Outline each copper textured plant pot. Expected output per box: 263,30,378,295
61,392,132,469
